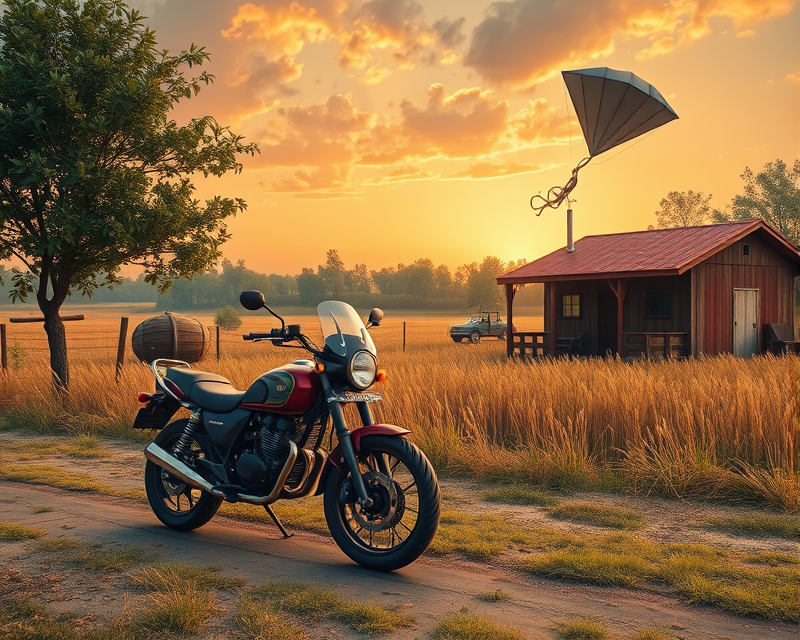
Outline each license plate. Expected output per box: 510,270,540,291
332,390,383,403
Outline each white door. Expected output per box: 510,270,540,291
733,289,759,357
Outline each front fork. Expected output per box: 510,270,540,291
319,372,375,507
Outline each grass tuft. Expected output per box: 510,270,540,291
555,617,609,639
131,562,245,593
475,589,511,602
433,611,523,640
251,580,415,635
0,599,79,640
429,510,533,560
234,595,308,640
0,521,46,541
702,512,800,539
482,484,557,506
139,583,216,634
546,502,645,530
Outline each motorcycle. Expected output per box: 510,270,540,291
134,291,441,571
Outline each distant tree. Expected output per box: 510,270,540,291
654,191,713,228
296,268,326,306
318,249,346,297
346,263,373,294
214,305,242,330
466,256,505,309
713,159,800,243
371,266,399,296
0,0,257,389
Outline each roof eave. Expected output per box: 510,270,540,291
497,269,682,284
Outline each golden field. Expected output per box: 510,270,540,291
1,304,798,511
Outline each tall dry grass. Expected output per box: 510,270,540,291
0,311,797,509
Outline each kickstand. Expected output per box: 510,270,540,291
264,504,293,538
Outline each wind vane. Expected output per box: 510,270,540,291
531,67,679,224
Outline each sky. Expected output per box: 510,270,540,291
121,0,798,274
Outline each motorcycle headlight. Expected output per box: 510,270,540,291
348,350,377,390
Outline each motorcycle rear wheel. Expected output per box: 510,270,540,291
144,420,223,532
324,435,441,571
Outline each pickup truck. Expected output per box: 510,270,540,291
449,311,510,343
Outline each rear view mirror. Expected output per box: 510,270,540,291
367,308,384,328
239,290,266,311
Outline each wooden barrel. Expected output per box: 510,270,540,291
131,312,210,363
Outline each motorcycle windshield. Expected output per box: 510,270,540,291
317,301,377,358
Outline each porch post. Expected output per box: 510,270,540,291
550,282,558,356
505,283,514,358
608,278,627,357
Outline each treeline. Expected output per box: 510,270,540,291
0,252,543,311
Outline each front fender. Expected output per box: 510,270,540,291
314,424,411,496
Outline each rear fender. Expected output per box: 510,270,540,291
314,424,411,496
132,393,181,430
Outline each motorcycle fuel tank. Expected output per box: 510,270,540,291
240,361,321,415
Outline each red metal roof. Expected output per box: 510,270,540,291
497,220,800,284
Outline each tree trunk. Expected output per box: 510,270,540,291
43,307,69,391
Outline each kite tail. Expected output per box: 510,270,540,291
530,156,591,216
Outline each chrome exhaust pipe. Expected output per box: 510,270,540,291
144,443,223,497
144,441,299,506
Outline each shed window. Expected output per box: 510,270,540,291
645,291,671,318
562,294,581,318
743,244,750,256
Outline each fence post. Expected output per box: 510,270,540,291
116,316,129,384
403,321,406,353
216,324,220,361
0,324,6,372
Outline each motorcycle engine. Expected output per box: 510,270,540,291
235,414,296,488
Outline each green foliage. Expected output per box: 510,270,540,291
0,0,257,386
214,305,242,330
713,159,800,242
466,256,506,310
654,190,713,228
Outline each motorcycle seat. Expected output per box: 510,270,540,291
165,368,245,413
190,382,246,413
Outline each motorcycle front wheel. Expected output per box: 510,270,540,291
144,419,223,532
323,435,441,571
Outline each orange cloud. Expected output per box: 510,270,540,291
787,72,800,83
446,162,558,180
222,2,335,56
224,0,466,84
464,0,796,86
400,84,508,157
249,88,578,192
511,99,575,146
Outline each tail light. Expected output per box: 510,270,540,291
137,393,152,405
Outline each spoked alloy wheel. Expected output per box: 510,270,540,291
144,420,222,531
324,435,441,571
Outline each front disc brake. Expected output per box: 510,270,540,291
350,470,404,532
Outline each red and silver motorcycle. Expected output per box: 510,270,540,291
134,291,440,571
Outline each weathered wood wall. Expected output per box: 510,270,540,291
693,233,799,354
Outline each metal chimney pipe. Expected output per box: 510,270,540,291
566,208,575,253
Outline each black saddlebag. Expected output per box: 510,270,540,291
133,394,181,430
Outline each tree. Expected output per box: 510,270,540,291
318,249,346,297
713,159,800,243
654,190,713,228
214,305,242,330
466,256,505,310
0,0,257,389
296,268,326,306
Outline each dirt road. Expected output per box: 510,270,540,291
1,481,795,639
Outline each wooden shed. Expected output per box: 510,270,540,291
497,220,800,359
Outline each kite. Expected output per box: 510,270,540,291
531,67,678,215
